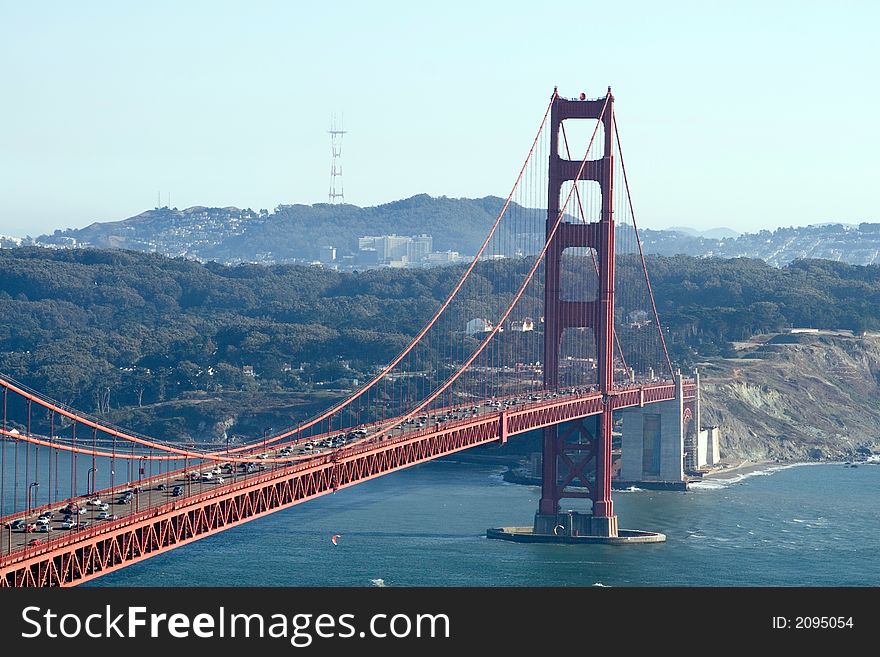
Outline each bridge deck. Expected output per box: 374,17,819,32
1,382,691,586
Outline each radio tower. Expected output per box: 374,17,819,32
328,113,346,203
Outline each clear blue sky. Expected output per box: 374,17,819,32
1,1,877,237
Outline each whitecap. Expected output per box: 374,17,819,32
698,461,817,489
370,578,387,587
688,480,727,490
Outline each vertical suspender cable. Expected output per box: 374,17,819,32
364,96,610,443
34,443,39,510
0,389,4,520
25,400,30,509
560,123,629,383
50,411,55,507
111,434,116,494
14,422,19,514
614,119,674,376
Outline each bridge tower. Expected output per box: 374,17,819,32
537,87,618,537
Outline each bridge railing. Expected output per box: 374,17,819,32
1,379,686,567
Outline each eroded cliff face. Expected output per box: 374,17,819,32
698,333,880,461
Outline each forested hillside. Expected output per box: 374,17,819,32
3,247,880,443
34,195,528,263
650,256,880,355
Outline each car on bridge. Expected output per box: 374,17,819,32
26,538,41,547
5,519,25,530
61,519,90,529
97,512,118,520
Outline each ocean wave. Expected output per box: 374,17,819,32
488,476,516,487
692,462,820,490
688,480,727,490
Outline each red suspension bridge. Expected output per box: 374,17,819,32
1,88,696,586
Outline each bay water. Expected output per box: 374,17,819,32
71,459,880,587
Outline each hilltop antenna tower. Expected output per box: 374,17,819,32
328,113,346,203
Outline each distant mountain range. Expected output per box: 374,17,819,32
638,223,880,266
17,195,880,267
666,226,741,239
30,195,530,267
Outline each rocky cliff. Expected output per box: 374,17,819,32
106,333,880,463
699,332,880,461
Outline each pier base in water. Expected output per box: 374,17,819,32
487,510,666,544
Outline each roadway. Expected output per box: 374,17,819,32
0,381,668,560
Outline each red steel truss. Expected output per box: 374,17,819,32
540,89,619,517
0,382,691,587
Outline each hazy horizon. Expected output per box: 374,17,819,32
3,193,873,241
2,2,877,238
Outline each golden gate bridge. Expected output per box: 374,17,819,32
1,88,698,586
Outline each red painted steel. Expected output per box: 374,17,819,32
594,89,616,519
0,382,690,587
540,89,618,517
0,89,688,585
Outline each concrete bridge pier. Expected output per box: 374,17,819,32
533,510,618,538
619,373,687,486
618,369,714,488
488,407,665,545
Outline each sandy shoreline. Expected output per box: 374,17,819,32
702,458,874,481
700,460,779,480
